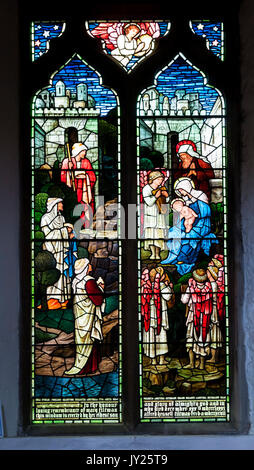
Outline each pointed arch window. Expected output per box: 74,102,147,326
31,53,122,424
137,53,228,422
22,5,239,433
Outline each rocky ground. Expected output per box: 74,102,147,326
35,310,119,377
142,354,226,397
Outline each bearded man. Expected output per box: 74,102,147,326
174,140,215,201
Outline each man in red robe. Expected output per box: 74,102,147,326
61,142,97,228
174,140,215,201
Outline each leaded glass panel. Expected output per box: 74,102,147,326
137,53,229,422
31,53,122,424
28,13,234,429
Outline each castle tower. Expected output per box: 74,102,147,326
55,80,66,97
175,89,186,100
39,90,50,108
77,83,88,102
73,83,88,109
148,88,159,112
143,93,150,113
177,99,189,113
171,96,177,111
162,96,170,113
54,80,69,108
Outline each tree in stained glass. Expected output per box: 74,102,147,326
137,53,228,422
31,53,122,424
86,21,171,72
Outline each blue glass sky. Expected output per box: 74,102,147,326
191,21,223,59
46,56,117,116
33,22,65,60
156,55,220,114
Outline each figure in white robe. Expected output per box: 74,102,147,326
40,198,71,308
111,23,144,66
141,267,173,365
142,171,169,260
65,258,105,376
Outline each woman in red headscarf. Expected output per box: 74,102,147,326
174,140,215,201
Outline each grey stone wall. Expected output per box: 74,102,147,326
34,115,99,168
240,0,254,435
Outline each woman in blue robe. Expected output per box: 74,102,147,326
64,224,78,281
162,177,218,275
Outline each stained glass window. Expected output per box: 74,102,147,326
31,52,122,424
29,13,233,429
137,53,228,422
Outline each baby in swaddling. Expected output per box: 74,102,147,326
171,198,198,233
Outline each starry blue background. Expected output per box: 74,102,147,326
191,21,223,60
33,22,65,60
